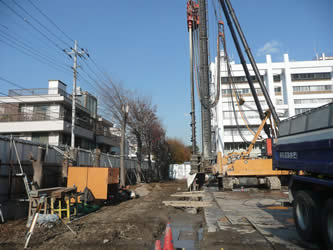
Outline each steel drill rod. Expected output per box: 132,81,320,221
199,0,212,162
219,0,266,124
189,27,197,155
224,0,280,125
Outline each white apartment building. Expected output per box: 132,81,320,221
0,80,120,153
210,52,333,156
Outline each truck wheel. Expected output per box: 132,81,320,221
293,190,321,242
322,199,333,249
265,176,281,190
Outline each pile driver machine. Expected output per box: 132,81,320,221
186,0,291,190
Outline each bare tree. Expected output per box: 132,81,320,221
150,119,169,180
98,80,132,126
98,80,132,187
128,96,156,183
99,80,168,184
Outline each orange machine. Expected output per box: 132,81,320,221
211,111,292,190
67,167,119,200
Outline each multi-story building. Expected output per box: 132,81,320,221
0,80,120,153
210,52,333,156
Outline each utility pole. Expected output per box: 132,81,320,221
64,40,88,149
120,104,129,187
198,0,212,168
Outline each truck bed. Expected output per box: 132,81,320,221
273,102,333,175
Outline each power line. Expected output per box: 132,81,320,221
0,38,72,76
82,59,107,86
0,23,66,59
88,56,111,83
0,0,66,53
2,0,109,100
0,93,64,120
21,1,107,91
27,0,75,45
0,32,72,73
12,0,72,48
77,69,100,92
0,76,71,106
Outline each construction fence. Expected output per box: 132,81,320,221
0,136,157,203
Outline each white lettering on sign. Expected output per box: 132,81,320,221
280,152,298,159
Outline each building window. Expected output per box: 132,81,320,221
274,87,281,93
256,88,263,94
293,85,332,93
221,75,264,84
273,75,281,82
294,98,333,104
295,108,311,115
32,132,49,144
223,111,259,120
222,88,250,95
291,72,331,81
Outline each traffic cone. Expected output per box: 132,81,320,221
163,222,174,250
155,240,162,250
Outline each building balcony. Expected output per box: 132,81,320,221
95,129,121,146
0,120,65,133
0,112,63,122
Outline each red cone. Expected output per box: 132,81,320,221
155,240,162,250
163,222,174,250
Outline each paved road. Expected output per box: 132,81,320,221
202,186,319,249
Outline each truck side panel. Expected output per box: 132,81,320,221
273,138,333,175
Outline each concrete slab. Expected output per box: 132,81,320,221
203,187,320,249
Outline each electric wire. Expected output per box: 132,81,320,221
0,38,72,76
0,29,71,69
0,76,74,109
0,23,65,60
0,0,66,53
2,0,111,111
0,32,72,74
22,0,110,92
27,0,75,45
0,93,65,121
11,0,72,48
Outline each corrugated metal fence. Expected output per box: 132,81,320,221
0,136,155,202
0,136,152,169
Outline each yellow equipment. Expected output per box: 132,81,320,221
211,111,291,190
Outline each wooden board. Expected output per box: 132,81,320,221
171,193,204,198
162,201,212,207
51,187,77,198
176,191,205,193
30,187,63,198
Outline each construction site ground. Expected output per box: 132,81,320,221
0,180,202,249
0,180,321,249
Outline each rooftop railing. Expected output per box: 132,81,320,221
8,88,70,97
0,112,63,122
7,88,85,105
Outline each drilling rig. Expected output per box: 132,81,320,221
186,0,292,190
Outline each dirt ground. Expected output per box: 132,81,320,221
0,180,199,250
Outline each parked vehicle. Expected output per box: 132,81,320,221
273,102,333,247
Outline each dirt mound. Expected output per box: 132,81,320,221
134,184,151,197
